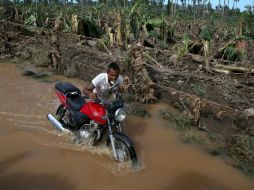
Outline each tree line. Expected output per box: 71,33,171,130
2,0,253,17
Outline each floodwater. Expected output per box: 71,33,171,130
0,63,253,190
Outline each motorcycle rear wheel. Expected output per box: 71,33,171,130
56,104,65,121
56,104,73,129
56,105,98,146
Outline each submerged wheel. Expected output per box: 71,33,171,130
56,104,66,121
56,104,72,128
114,138,137,163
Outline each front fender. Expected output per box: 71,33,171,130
113,132,134,148
113,132,137,163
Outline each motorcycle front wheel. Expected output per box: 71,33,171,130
113,136,137,163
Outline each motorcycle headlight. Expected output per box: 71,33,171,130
115,108,126,122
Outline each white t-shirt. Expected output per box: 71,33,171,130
92,73,124,103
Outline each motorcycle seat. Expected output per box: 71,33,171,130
55,82,81,96
66,96,86,111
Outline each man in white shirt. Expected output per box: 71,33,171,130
83,62,124,103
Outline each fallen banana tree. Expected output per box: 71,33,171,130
51,16,63,73
157,84,243,126
212,63,254,74
189,53,254,74
122,43,158,103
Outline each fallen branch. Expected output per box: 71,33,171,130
211,67,231,74
188,53,254,74
99,40,112,55
188,53,204,63
143,51,164,68
212,63,254,74
157,84,242,121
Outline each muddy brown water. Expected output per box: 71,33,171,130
0,63,254,190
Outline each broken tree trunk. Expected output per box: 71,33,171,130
158,84,242,123
51,16,63,73
189,53,254,74
123,44,158,103
115,11,123,47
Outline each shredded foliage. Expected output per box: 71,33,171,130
227,134,254,174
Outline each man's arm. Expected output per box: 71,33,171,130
83,83,97,100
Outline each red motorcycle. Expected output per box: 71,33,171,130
47,82,137,163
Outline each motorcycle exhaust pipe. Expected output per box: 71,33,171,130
46,113,70,133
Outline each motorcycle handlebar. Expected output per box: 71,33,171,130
82,94,123,108
81,95,89,99
82,95,104,104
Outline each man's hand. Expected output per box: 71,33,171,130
89,92,97,100
83,83,96,100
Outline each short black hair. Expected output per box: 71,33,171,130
108,62,120,72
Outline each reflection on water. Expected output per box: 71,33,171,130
0,154,76,190
167,171,234,190
0,63,254,190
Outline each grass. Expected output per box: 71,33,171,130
128,103,150,118
160,108,230,157
39,78,55,83
227,134,254,176
22,70,56,83
181,129,225,156
181,129,208,144
191,83,208,98
160,106,254,178
122,93,136,103
160,109,194,130
173,115,194,130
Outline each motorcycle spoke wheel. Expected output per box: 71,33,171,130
56,106,72,128
56,106,67,124
114,139,131,162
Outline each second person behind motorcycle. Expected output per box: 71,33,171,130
83,62,124,103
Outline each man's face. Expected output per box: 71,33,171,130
107,68,119,85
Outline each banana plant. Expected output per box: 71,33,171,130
25,14,37,27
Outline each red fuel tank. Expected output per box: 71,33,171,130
80,102,107,124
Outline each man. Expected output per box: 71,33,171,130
83,62,124,103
